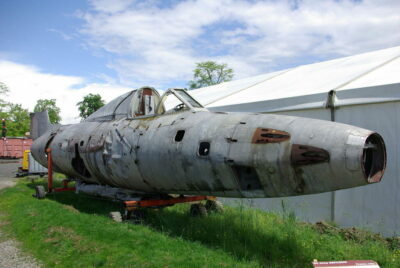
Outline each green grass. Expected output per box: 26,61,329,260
0,178,399,268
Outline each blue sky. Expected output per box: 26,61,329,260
0,0,399,123
0,0,112,83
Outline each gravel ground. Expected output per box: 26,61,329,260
0,160,41,268
0,160,19,189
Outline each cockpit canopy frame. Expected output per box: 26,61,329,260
84,87,206,122
155,88,206,115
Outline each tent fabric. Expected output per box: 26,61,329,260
190,46,400,110
190,69,288,106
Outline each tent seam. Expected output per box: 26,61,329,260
331,52,400,92
205,67,297,106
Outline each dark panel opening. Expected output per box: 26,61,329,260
232,165,262,191
175,130,185,142
198,142,210,156
291,144,330,165
45,135,55,149
72,143,91,178
362,133,386,183
252,128,290,144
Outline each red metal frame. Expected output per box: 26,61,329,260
46,148,75,193
124,195,216,211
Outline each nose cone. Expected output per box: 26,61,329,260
362,133,386,183
344,132,386,186
279,117,388,196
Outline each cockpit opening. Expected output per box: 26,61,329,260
84,87,206,122
155,88,205,115
131,87,162,117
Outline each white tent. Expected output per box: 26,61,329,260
191,46,400,236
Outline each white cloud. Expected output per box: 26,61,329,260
2,0,399,125
0,60,131,124
80,0,400,84
89,0,136,13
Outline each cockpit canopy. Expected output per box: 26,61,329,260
85,87,205,122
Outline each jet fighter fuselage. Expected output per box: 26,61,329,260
30,87,386,198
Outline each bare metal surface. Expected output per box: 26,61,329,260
29,111,50,140
30,88,387,199
75,181,144,201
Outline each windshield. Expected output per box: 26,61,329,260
173,89,203,108
156,88,205,114
163,93,187,113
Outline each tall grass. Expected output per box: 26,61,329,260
144,202,399,267
0,178,399,267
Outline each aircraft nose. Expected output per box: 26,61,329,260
280,119,388,196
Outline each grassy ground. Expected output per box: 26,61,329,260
0,178,399,268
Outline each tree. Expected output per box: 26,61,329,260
0,82,9,112
34,99,61,124
77,93,105,119
0,83,30,137
3,103,30,137
188,61,234,89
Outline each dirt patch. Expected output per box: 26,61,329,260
45,226,81,245
0,159,21,177
0,179,16,190
313,221,400,250
0,159,21,190
45,226,102,253
62,204,80,214
0,220,10,227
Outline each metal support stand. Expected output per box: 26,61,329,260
113,195,219,222
46,148,75,193
123,195,216,211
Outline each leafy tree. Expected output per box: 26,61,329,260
189,61,234,89
1,118,6,138
0,83,30,137
3,103,30,137
0,82,9,111
77,93,105,119
0,82,9,137
34,99,61,124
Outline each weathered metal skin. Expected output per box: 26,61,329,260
30,87,386,198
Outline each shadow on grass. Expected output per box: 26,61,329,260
26,179,311,267
26,180,121,216
145,207,311,267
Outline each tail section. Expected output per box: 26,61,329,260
30,111,51,140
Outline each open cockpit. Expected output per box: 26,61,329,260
84,87,206,122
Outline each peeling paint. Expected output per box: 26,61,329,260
30,87,387,199
252,128,291,144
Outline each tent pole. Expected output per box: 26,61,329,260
327,90,336,222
